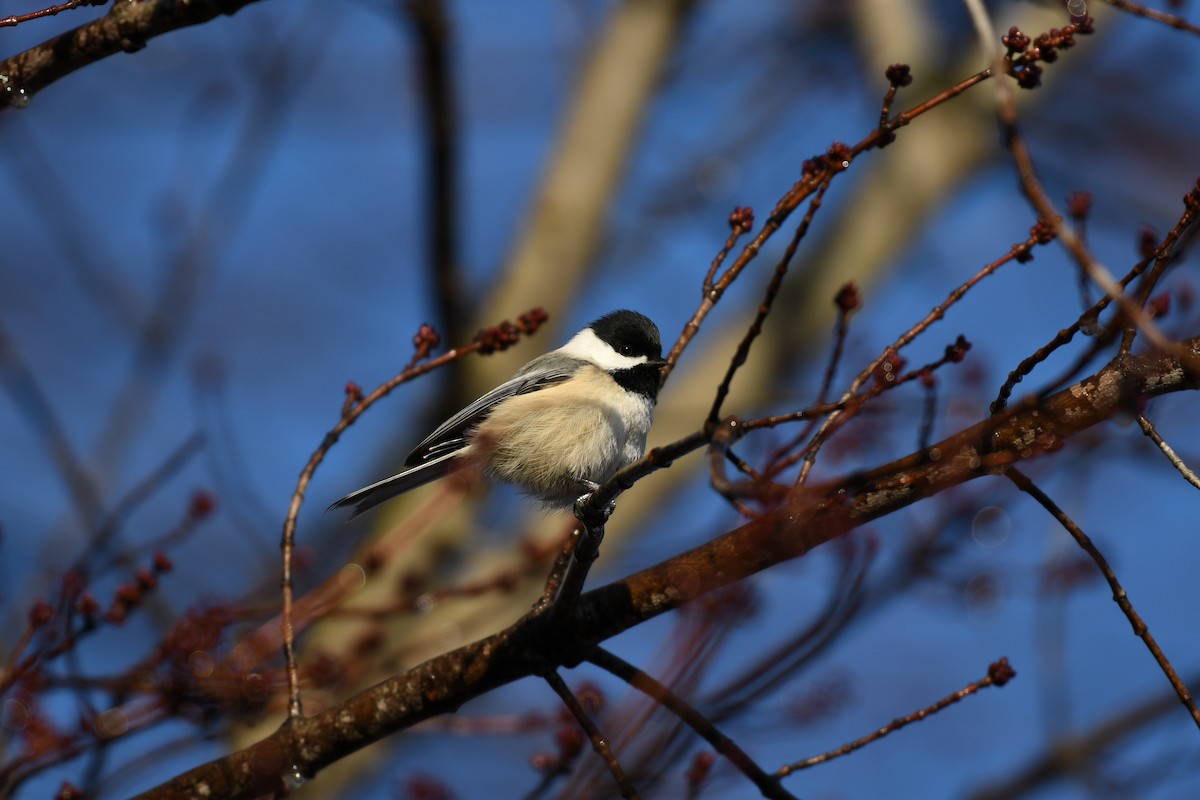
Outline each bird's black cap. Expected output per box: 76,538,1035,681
589,309,662,361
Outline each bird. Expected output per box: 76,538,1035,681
330,309,666,519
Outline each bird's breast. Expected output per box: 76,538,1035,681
470,367,653,505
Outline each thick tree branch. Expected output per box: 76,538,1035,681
0,0,264,110
133,336,1200,799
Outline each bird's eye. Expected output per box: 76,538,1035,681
619,344,633,356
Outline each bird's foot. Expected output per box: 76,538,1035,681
573,479,616,523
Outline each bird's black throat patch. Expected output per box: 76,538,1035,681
610,362,663,401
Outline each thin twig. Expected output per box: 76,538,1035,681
965,4,1180,363
993,192,1199,414
0,0,99,30
965,670,1200,800
0,323,103,524
589,647,796,800
1103,0,1200,36
1135,414,1200,490
281,314,544,720
708,179,832,426
1,0,270,109
1007,468,1200,730
542,669,640,800
134,335,1200,800
793,223,1047,489
777,658,1016,774
765,283,857,476
83,433,205,573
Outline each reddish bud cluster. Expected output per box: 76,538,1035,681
1066,190,1092,220
1033,26,1081,63
189,491,216,520
473,322,521,354
802,142,852,180
474,308,548,354
107,583,143,625
884,63,912,87
411,323,441,357
1002,19,1093,89
1001,27,1031,55
75,592,99,618
1185,177,1200,210
685,751,716,789
516,307,549,333
728,206,755,233
835,281,860,313
28,600,53,628
135,568,157,591
1138,225,1160,259
944,335,971,363
1147,292,1171,319
56,782,85,800
1031,216,1058,245
1011,62,1043,90
555,726,584,760
988,657,1016,686
341,380,364,416
104,556,176,626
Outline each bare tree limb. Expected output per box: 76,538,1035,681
132,335,1200,800
0,0,266,110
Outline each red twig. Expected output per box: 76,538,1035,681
777,658,1016,774
0,0,101,30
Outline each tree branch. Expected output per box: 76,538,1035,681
132,335,1200,799
0,0,266,110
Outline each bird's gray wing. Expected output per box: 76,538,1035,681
329,354,583,519
403,353,583,466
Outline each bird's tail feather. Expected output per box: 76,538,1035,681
328,452,460,519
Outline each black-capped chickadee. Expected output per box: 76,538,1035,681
331,310,666,519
